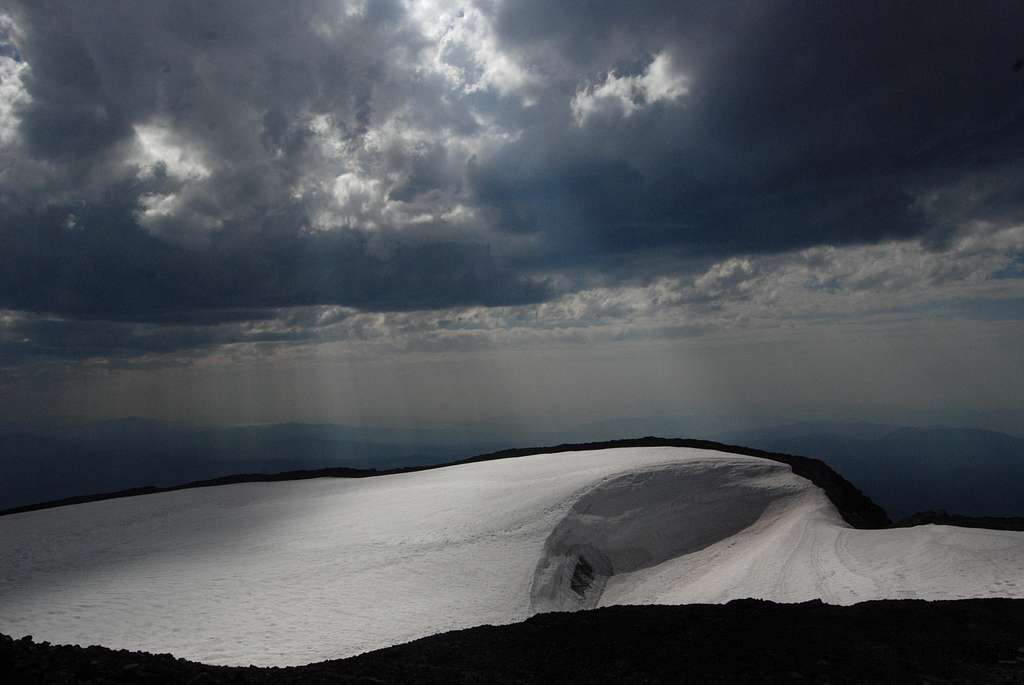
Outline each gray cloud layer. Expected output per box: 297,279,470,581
1,0,1023,362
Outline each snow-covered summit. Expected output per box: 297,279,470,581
1,446,1022,666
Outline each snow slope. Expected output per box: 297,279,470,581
1,447,1022,666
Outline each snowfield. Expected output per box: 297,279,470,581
2,447,1023,666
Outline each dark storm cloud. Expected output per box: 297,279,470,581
0,200,546,320
480,0,1024,257
1,0,1023,339
12,1,398,163
1,0,545,322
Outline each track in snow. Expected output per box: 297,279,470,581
1,446,1022,666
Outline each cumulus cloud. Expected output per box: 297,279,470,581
571,52,688,125
407,0,535,97
0,30,27,145
132,124,211,181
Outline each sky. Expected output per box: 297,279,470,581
1,1,1023,435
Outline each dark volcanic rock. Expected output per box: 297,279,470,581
569,555,595,597
3,600,1024,683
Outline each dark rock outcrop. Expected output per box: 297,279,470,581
3,599,1024,683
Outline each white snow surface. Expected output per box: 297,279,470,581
1,446,1023,666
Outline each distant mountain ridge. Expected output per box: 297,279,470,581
0,418,502,511
4,417,1023,519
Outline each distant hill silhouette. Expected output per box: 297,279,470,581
0,418,500,511
4,418,1023,521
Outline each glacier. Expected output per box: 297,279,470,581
1,446,1022,666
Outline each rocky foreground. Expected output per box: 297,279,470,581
3,599,1024,684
